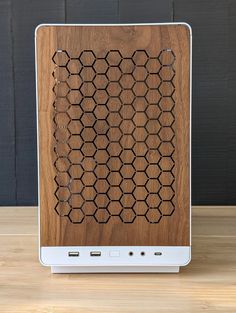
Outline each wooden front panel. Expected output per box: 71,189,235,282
36,25,190,247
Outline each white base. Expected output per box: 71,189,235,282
40,246,190,274
51,265,180,273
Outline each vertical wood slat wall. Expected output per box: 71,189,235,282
0,0,236,205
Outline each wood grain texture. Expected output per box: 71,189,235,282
0,206,236,313
36,25,190,247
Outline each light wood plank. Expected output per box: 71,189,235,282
0,206,236,312
0,207,37,235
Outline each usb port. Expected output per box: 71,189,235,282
154,252,162,256
68,251,79,257
90,251,101,257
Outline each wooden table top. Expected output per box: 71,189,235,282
0,206,236,312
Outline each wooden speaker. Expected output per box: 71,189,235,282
36,23,191,273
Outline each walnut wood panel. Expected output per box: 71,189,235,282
36,25,190,246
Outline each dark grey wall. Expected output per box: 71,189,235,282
0,0,235,205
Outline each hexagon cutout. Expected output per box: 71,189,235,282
158,201,175,216
159,82,175,97
133,202,149,215
94,135,109,149
106,82,122,97
132,67,148,81
94,120,109,134
79,67,96,82
52,50,70,66
133,186,148,201
55,186,70,201
106,67,122,81
158,49,175,66
94,194,110,207
53,112,70,127
93,74,109,89
94,164,110,179
55,157,70,172
67,105,83,119
159,186,174,200
68,120,83,135
133,82,147,97
80,82,96,97
54,128,70,142
158,156,175,171
159,66,175,81
53,81,70,97
69,164,83,179
107,172,122,186
81,128,96,142
55,202,71,216
55,172,71,187
120,179,135,193
53,67,69,81
119,59,135,74
67,75,82,89
94,208,110,223
107,186,122,201
119,90,135,104
69,208,85,223
53,97,70,112
93,59,109,74
120,208,136,223
94,149,109,164
145,179,161,193
107,142,122,156
81,112,96,127
68,135,83,150
107,201,122,215
79,50,96,66
81,142,97,157
94,179,109,194
106,50,122,66
54,142,70,157
94,105,109,120
69,194,84,207
146,208,162,223
159,97,175,111
67,90,83,105
132,50,148,66
146,58,161,73
120,164,135,179
67,59,81,74
68,150,83,164
158,127,174,142
70,180,83,193
159,112,174,127
94,90,109,105
158,142,174,156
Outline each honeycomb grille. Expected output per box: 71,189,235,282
52,49,176,224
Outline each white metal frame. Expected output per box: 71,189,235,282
35,22,192,273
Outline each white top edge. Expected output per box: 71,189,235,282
35,22,192,37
